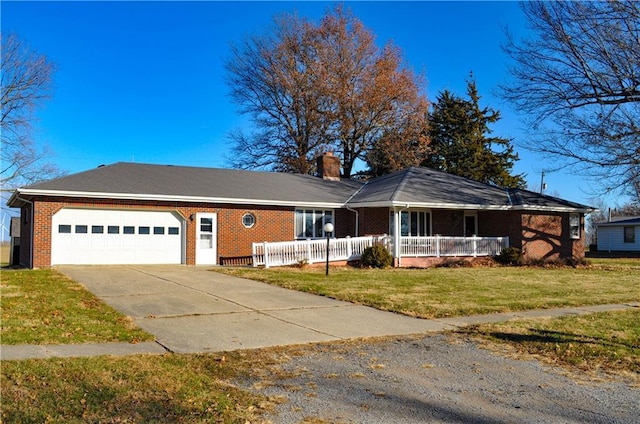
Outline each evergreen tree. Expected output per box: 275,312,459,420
423,78,525,188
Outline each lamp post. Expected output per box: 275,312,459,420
323,222,334,276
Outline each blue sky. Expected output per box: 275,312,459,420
2,1,608,207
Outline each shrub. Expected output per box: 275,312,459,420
495,247,523,265
360,245,393,268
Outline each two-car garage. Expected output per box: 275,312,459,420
51,209,184,265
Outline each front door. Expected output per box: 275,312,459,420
196,213,217,265
464,214,477,237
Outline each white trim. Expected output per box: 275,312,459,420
347,200,592,213
10,189,594,214
464,212,478,237
11,189,345,209
196,213,217,265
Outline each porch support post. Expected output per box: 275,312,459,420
263,241,270,268
393,207,401,267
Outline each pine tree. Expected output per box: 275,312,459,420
423,78,525,188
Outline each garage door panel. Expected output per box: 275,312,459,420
52,209,183,265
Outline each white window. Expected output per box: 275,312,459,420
569,213,580,239
242,212,256,228
295,209,333,238
390,210,431,236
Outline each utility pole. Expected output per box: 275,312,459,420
539,171,547,194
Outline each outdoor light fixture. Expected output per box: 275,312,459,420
323,222,334,276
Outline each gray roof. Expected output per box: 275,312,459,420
8,162,594,212
348,167,593,211
10,162,362,207
597,217,640,227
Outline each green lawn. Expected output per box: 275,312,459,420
1,269,154,345
217,263,640,319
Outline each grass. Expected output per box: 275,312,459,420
458,308,640,384
1,242,10,266
217,262,640,319
0,351,274,423
1,269,154,345
1,262,639,421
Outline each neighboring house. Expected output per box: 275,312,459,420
7,154,594,268
596,217,640,253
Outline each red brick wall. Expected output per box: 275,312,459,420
519,212,585,260
26,197,297,267
334,208,357,237
23,196,586,267
19,205,33,268
432,209,464,235
358,207,390,235
478,210,521,241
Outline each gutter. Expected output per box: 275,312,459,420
12,188,346,209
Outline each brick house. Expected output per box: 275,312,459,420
7,155,594,268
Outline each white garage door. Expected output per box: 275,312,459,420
51,209,184,265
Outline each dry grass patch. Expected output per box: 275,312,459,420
1,352,272,423
459,308,640,385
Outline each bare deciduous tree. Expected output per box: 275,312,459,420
501,1,640,201
314,7,429,177
225,5,429,178
1,32,60,191
225,14,331,174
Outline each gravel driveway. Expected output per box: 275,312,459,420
238,333,639,424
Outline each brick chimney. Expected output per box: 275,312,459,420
317,152,341,181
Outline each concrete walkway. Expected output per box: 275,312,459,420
1,265,638,361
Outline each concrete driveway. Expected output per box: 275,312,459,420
59,265,451,354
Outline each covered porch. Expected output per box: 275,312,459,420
252,234,509,268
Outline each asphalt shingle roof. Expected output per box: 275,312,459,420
348,167,593,211
597,217,640,227
11,162,594,212
20,162,363,206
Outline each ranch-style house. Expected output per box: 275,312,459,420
8,153,594,268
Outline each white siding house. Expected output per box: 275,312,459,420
597,217,640,252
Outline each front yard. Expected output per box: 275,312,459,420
1,269,154,345
1,261,638,423
218,261,640,319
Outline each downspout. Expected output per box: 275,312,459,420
344,181,369,237
346,206,359,236
16,196,34,268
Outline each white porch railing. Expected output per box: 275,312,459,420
394,235,509,258
252,235,508,267
252,236,381,268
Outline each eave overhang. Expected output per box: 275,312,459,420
8,189,596,214
7,188,346,209
345,200,594,213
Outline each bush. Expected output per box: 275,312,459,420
495,247,523,265
360,245,393,268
